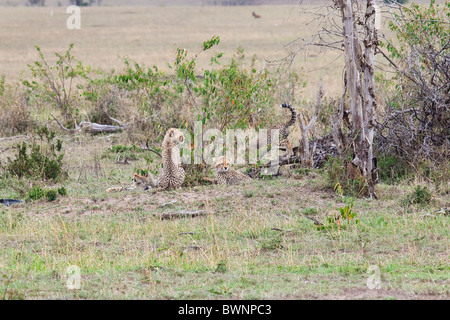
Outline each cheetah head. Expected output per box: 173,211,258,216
132,172,147,186
164,128,185,146
214,156,230,173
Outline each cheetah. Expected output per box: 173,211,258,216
214,156,252,185
132,171,157,190
122,128,185,192
106,171,155,192
265,103,296,159
247,103,296,178
156,128,186,191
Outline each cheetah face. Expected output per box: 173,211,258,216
132,173,146,186
214,157,230,173
167,128,185,146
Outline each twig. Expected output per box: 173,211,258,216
276,211,292,220
141,139,162,158
0,135,28,142
50,113,79,133
179,232,195,236
303,214,323,226
115,155,130,165
158,200,178,207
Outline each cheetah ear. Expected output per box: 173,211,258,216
170,130,174,137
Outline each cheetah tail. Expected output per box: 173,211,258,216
281,103,297,128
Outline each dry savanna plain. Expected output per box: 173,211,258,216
0,2,449,300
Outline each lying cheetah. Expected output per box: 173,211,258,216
214,156,252,185
106,171,155,192
132,171,157,190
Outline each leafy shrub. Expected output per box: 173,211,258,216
113,57,183,140
111,36,277,140
27,186,45,201
324,156,367,197
319,197,360,231
85,84,122,125
182,164,213,187
57,187,67,196
378,0,449,167
198,47,274,131
4,127,67,181
405,185,432,206
22,44,90,124
45,189,57,202
377,155,409,184
26,186,66,202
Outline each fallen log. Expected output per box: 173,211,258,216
50,113,127,134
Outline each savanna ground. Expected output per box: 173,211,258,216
0,2,449,300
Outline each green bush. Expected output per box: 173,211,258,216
405,185,432,206
57,187,67,196
198,47,274,130
45,189,57,202
379,0,449,166
377,155,409,184
23,44,90,124
4,127,66,181
27,186,45,201
324,156,367,197
26,186,66,202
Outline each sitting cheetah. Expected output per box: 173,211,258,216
156,128,186,191
214,156,252,185
115,128,185,192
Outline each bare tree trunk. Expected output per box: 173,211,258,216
363,0,379,196
331,76,348,155
297,83,323,167
337,0,378,199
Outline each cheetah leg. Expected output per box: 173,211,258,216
285,140,293,159
279,140,293,161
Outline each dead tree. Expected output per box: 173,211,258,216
280,0,380,197
297,83,323,167
328,0,379,199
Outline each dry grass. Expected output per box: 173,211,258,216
1,5,346,98
0,1,448,300
0,133,449,299
1,1,443,98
